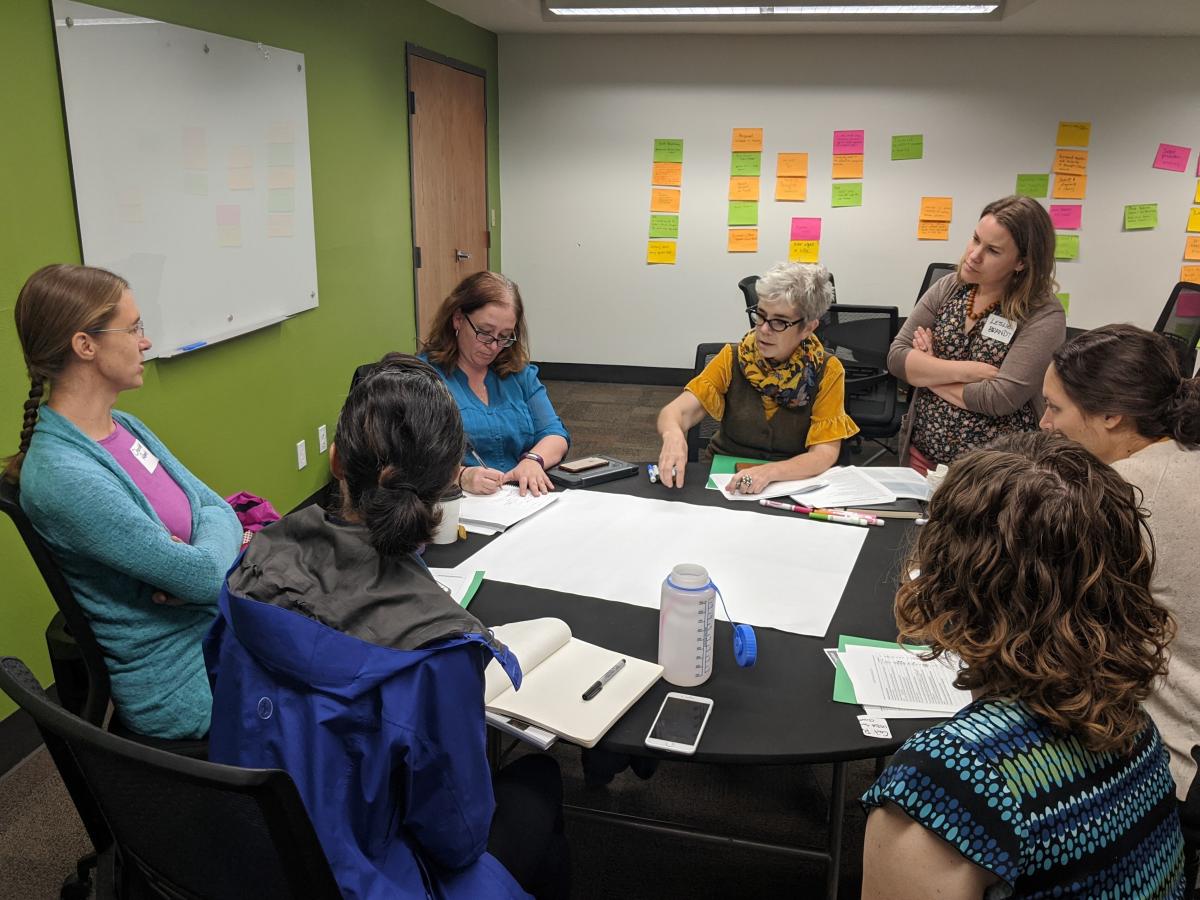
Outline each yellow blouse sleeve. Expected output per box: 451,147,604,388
807,356,861,447
683,344,733,421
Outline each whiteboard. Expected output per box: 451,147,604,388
499,34,1200,368
52,1,319,359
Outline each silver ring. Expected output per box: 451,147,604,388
740,474,753,489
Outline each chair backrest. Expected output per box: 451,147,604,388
740,271,838,312
1154,281,1200,375
816,304,901,430
0,478,111,725
686,343,726,462
918,262,957,300
0,657,343,900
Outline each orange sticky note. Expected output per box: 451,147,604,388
919,196,953,222
650,188,680,212
1188,208,1200,233
1053,149,1088,176
728,176,760,201
728,229,758,252
832,154,864,179
731,128,763,152
1185,235,1200,261
647,240,677,265
788,240,819,263
1182,265,1200,283
1052,173,1087,199
917,220,951,241
777,153,809,177
775,177,807,201
651,162,682,186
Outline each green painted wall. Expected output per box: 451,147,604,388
0,0,500,719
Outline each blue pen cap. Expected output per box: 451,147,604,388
732,623,757,667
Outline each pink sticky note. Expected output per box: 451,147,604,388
791,217,822,241
1177,291,1200,317
1049,204,1082,230
1153,143,1191,173
215,204,240,226
833,130,865,155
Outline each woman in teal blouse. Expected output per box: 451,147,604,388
421,272,569,497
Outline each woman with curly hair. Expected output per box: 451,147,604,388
861,431,1185,899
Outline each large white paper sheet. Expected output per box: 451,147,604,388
453,491,868,637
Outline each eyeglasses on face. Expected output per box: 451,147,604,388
87,319,145,338
745,307,804,333
463,313,517,349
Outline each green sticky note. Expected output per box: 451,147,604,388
1054,233,1080,260
1015,173,1049,198
831,183,863,207
268,188,294,213
728,201,758,226
653,138,683,163
706,453,769,490
1123,203,1158,230
1057,292,1070,313
832,635,930,705
266,142,294,167
649,214,679,238
891,134,923,160
730,152,762,177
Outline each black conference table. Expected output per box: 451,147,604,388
422,461,936,899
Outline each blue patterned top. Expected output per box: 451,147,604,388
862,698,1185,898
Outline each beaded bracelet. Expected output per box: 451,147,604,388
521,451,546,469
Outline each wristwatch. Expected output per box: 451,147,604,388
521,451,546,469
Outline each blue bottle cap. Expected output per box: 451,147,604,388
732,623,757,667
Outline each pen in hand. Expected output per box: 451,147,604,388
582,658,627,701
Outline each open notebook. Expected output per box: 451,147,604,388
483,618,663,749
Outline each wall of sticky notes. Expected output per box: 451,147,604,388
499,34,1200,368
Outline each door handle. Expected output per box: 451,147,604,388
455,249,471,261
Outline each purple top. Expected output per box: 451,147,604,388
99,420,193,543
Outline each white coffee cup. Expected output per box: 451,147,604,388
432,491,463,544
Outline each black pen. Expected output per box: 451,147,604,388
582,658,626,701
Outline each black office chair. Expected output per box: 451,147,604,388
686,343,726,462
917,261,957,300
0,656,343,900
1153,281,1200,375
816,304,903,466
739,271,837,311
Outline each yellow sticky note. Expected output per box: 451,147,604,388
777,153,809,177
650,188,680,212
1052,149,1088,176
917,220,950,241
728,229,758,252
651,162,682,186
788,240,819,263
832,154,864,179
1194,181,1200,204
1056,121,1091,147
1185,235,1200,261
775,177,807,201
1182,265,1200,283
1187,208,1200,233
728,176,761,201
919,197,953,222
731,128,763,152
1053,174,1087,199
227,167,254,191
647,240,677,265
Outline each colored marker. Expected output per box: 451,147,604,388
178,340,207,352
647,464,659,484
758,498,873,527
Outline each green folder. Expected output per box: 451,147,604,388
832,634,928,704
705,453,769,489
458,569,486,609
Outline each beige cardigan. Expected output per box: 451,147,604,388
888,274,1067,463
1113,439,1200,800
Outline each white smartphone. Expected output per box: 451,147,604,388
644,692,714,755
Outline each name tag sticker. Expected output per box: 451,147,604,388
982,313,1016,344
129,439,159,474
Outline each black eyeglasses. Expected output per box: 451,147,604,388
463,313,517,349
86,319,145,338
745,307,804,333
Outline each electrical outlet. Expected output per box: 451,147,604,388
490,208,496,228
296,439,307,470
318,424,328,453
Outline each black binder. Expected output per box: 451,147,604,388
547,455,639,489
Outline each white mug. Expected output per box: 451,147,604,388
431,492,462,544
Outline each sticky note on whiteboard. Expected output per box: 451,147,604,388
1153,143,1191,173
790,217,822,241
1049,204,1082,230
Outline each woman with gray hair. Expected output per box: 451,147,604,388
655,262,858,492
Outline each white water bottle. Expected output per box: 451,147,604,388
658,563,715,687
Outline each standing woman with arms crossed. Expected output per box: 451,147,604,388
421,271,569,497
889,196,1066,474
6,264,243,739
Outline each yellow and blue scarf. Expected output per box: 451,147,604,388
735,330,825,408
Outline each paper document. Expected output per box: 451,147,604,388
428,568,485,608
789,467,894,508
861,467,932,501
839,644,971,714
709,472,828,501
460,485,559,531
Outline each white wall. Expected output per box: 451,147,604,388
498,34,1200,368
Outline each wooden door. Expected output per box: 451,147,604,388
408,49,489,345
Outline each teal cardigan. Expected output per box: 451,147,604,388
20,406,243,739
